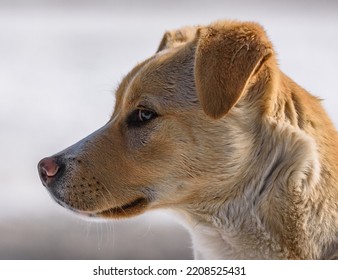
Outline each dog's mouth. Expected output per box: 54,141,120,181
62,197,149,219
50,185,151,219
95,197,148,219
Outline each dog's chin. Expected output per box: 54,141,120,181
60,197,149,219
94,197,149,219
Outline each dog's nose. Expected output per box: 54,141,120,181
38,157,60,186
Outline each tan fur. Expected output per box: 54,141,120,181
39,20,338,259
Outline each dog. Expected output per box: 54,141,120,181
38,20,338,259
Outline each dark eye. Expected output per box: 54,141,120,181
127,109,158,127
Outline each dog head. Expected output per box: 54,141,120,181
38,20,275,219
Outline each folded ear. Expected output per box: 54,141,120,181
157,26,198,52
195,22,273,119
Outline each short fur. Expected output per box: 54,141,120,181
38,20,338,259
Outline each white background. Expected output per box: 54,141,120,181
0,0,337,259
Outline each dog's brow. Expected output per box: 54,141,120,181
121,57,161,109
110,112,120,123
122,68,147,109
122,76,139,109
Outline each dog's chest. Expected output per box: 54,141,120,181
187,219,285,259
190,224,240,259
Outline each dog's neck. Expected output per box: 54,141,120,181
176,73,323,259
179,119,320,259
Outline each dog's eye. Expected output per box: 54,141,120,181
138,109,155,122
127,109,158,127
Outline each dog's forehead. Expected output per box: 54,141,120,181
114,45,196,113
125,54,172,103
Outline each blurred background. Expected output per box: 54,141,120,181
0,0,337,259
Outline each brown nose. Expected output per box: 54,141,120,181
38,157,60,186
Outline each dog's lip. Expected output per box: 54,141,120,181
74,197,149,218
50,191,150,218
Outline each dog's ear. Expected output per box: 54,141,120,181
157,26,198,52
195,22,273,119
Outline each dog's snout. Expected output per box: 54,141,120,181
38,157,61,186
